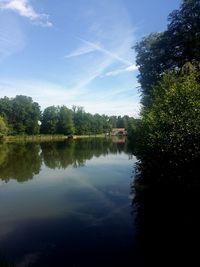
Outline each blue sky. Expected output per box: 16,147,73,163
0,0,181,116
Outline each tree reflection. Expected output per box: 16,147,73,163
41,138,129,169
132,153,200,266
0,143,42,183
0,138,129,182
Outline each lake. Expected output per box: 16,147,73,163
0,138,137,267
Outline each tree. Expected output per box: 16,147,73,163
0,116,8,138
108,116,117,128
72,106,85,135
0,96,12,122
12,95,41,134
40,106,59,134
102,114,111,133
0,95,41,135
140,64,200,158
135,0,200,105
57,106,75,135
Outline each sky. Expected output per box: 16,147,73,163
0,0,181,117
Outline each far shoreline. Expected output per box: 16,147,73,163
2,134,110,143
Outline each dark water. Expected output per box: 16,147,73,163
0,139,136,267
1,139,199,267
132,151,200,267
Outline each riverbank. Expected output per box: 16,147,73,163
3,134,108,143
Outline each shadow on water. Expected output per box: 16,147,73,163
132,151,200,266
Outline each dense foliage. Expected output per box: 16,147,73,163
0,95,41,135
134,0,200,159
138,64,200,159
135,0,200,105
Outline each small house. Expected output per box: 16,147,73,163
111,128,127,135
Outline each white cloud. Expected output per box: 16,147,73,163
0,0,52,27
104,64,138,77
126,64,138,72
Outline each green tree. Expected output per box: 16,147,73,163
73,106,97,135
116,116,124,128
57,106,75,135
140,64,200,158
41,106,59,134
102,114,111,133
12,95,41,134
0,95,41,135
109,116,117,129
0,116,8,138
0,97,12,126
135,0,200,105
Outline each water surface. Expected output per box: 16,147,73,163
0,139,136,267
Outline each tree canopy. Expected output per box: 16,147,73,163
134,0,200,159
0,95,41,135
139,64,200,158
135,0,200,104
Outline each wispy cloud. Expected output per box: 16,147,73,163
104,64,138,77
0,79,87,108
0,0,52,27
64,36,136,88
0,14,25,59
0,78,141,117
64,43,96,59
0,0,141,117
65,37,133,65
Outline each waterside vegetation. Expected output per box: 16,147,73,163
130,3,200,265
0,95,136,140
130,0,200,162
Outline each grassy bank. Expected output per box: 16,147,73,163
3,134,108,143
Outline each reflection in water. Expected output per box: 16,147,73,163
0,138,135,267
111,136,126,144
0,138,130,182
0,143,42,183
132,154,200,266
40,138,123,169
1,138,199,266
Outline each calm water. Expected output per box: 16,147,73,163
0,139,137,267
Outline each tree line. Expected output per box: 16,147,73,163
131,0,200,160
0,95,136,137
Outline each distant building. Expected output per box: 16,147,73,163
111,128,127,135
